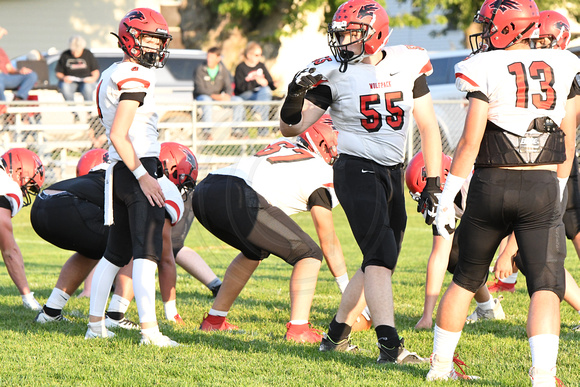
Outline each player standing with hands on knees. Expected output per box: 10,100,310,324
85,8,179,347
279,0,442,363
430,0,580,383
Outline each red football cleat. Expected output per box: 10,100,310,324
487,280,516,293
172,313,185,325
284,322,323,343
199,312,239,332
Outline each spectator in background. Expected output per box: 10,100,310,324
55,35,99,121
0,27,38,112
194,47,244,139
234,42,276,126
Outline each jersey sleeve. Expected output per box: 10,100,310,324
0,171,23,217
110,64,154,94
159,176,184,226
454,55,484,94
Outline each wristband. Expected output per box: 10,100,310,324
132,165,147,180
440,173,464,204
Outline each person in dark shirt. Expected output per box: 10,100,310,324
55,35,100,103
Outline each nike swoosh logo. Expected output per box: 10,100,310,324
390,72,399,76
361,169,375,174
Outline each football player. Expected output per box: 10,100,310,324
86,8,177,346
487,10,575,294
194,115,347,343
0,148,44,311
431,0,580,383
279,0,442,363
406,152,505,330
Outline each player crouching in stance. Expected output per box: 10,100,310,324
429,0,580,383
86,8,178,347
0,148,44,311
195,115,347,343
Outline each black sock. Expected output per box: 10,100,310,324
327,315,352,342
43,306,61,317
375,325,400,347
106,311,124,320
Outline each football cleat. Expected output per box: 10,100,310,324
199,313,239,332
85,325,115,339
529,366,564,387
466,296,505,324
426,354,480,381
488,280,516,293
34,310,69,323
377,337,427,364
284,322,323,343
319,333,358,352
105,313,139,330
140,332,180,347
22,294,43,311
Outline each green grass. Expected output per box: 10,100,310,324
2,202,580,386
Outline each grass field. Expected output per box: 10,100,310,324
2,201,580,386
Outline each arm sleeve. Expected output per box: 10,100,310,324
412,74,430,98
120,92,146,106
0,197,10,211
262,64,276,91
307,187,333,211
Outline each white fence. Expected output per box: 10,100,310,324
1,98,472,185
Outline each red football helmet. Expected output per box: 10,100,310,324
1,148,45,206
538,11,570,50
328,0,390,70
296,114,338,165
113,8,172,68
470,0,539,53
405,151,452,197
76,149,109,177
159,142,198,193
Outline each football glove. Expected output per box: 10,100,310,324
287,67,324,97
417,177,441,225
434,194,456,240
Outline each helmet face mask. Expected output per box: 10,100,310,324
114,8,172,69
1,148,45,206
327,0,390,71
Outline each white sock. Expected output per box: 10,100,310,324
335,273,349,294
289,320,308,325
361,306,371,321
45,288,70,310
141,325,160,338
476,295,495,310
433,324,462,360
209,308,228,317
164,299,178,320
501,272,518,284
89,259,120,317
133,259,158,324
529,334,559,370
107,294,130,314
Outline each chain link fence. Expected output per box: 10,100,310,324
5,98,569,186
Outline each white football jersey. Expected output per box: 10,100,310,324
212,140,337,216
159,175,184,226
96,61,161,161
0,168,23,217
455,49,580,136
306,45,433,166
